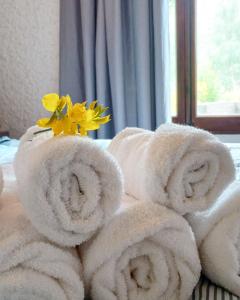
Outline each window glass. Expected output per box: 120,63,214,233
197,0,240,116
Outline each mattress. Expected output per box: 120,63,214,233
1,136,240,299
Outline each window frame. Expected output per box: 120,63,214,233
174,0,240,133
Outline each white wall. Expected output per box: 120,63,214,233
0,0,60,138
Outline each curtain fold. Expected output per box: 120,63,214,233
60,0,170,138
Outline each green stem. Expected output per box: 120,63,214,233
33,128,52,135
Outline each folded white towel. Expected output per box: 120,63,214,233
14,126,123,246
0,188,84,300
80,195,201,300
187,181,240,297
108,124,235,215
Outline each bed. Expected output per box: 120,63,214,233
0,136,240,300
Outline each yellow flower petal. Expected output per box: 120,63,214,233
71,103,86,121
58,98,67,112
61,117,71,134
51,119,64,136
65,95,73,117
80,127,87,136
83,122,100,130
70,123,78,135
76,109,110,134
42,94,60,112
95,115,111,125
36,118,51,127
94,104,108,117
62,117,78,135
89,100,98,110
85,109,96,121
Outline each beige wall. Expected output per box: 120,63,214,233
0,0,60,138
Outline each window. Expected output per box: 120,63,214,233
170,0,240,133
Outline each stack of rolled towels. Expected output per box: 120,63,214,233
0,122,237,299
0,125,123,300
106,124,236,299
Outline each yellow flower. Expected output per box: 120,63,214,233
77,101,111,136
63,100,87,135
37,94,71,135
41,93,66,112
36,94,111,136
68,102,86,122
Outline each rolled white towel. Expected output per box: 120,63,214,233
14,126,123,246
80,195,201,300
108,123,235,215
187,181,240,297
0,191,84,300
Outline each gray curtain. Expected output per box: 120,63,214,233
60,0,170,138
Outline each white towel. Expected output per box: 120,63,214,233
108,124,235,215
0,186,84,300
187,181,240,297
14,126,123,246
80,195,201,300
